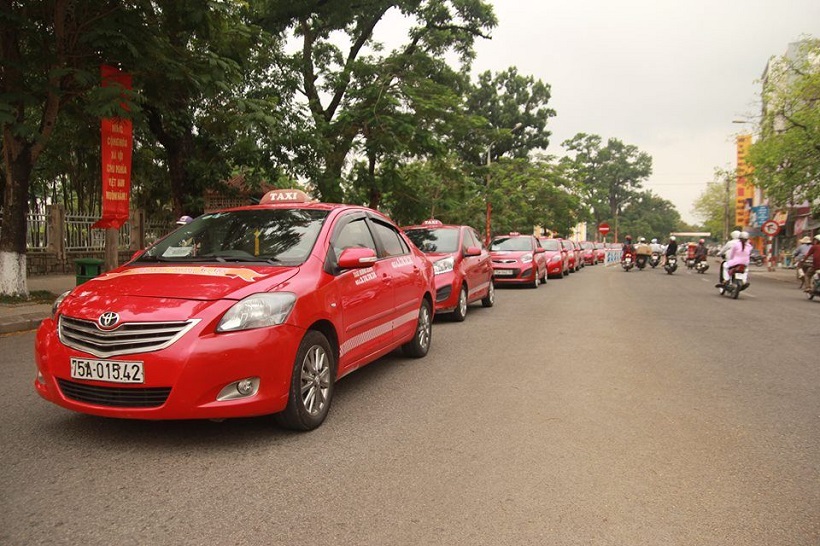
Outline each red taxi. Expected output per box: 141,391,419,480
559,239,578,272
594,242,606,263
403,219,494,321
34,189,435,431
581,241,597,265
489,233,547,288
537,237,569,278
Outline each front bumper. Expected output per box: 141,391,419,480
492,265,536,284
34,317,304,420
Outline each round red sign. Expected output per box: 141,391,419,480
761,220,780,236
598,223,610,235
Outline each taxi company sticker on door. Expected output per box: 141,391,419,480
90,266,267,283
390,256,413,268
353,267,377,286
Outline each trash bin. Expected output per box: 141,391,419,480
75,258,104,286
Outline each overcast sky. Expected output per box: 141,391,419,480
462,0,819,224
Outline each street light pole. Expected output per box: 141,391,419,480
485,123,523,245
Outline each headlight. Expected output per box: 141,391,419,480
433,256,455,275
52,290,71,318
521,253,533,264
217,293,297,332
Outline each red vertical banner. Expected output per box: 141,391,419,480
92,65,133,229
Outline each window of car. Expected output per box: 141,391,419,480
490,237,533,252
139,208,328,265
370,218,409,257
539,239,561,251
404,227,460,253
465,229,484,251
332,217,378,257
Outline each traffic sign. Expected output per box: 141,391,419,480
761,220,780,237
598,223,610,235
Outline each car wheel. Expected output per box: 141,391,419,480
481,281,495,307
275,330,335,431
402,299,432,358
452,285,468,322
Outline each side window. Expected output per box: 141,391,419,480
332,217,377,257
464,229,480,250
370,219,409,257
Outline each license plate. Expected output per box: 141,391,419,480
70,357,144,384
735,272,748,282
494,269,514,276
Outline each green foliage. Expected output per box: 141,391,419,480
692,168,736,241
617,190,683,241
560,133,653,225
748,39,820,213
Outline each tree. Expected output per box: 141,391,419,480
288,0,496,203
692,168,737,241
1,0,135,296
618,190,682,241
560,133,653,239
748,39,820,212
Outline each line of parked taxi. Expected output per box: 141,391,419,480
33,192,600,432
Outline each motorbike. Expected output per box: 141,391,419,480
718,264,749,299
685,257,696,269
635,254,648,270
649,253,660,268
664,254,677,274
695,260,709,274
621,254,634,272
806,271,820,301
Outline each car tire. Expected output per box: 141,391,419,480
481,281,495,307
402,299,432,358
275,330,335,431
452,285,468,322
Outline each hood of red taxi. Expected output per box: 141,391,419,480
67,264,297,301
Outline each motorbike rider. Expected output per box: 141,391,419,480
717,231,751,288
635,237,652,266
717,230,740,284
663,235,678,265
802,234,820,293
794,236,812,286
650,238,663,254
694,238,708,264
621,235,636,263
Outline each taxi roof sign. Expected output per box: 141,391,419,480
260,189,311,204
422,219,443,226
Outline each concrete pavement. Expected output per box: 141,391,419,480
0,262,803,336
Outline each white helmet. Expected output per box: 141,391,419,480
730,230,740,239
651,238,658,244
814,234,820,242
669,236,676,241
739,231,750,239
638,237,646,243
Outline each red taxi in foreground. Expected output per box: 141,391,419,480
403,220,494,321
35,190,435,431
537,237,569,278
489,233,547,288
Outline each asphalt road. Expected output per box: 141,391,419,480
1,264,818,545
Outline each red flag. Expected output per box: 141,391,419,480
92,65,133,230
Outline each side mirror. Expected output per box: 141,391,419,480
535,246,546,253
338,247,378,269
464,246,481,257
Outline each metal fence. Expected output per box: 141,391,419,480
1,210,173,251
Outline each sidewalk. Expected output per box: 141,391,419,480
0,263,805,336
0,274,76,335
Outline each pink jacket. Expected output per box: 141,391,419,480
726,240,752,268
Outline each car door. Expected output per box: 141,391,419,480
328,213,395,371
462,228,491,302
367,216,421,344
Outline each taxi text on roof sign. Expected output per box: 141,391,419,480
260,189,312,204
422,219,443,226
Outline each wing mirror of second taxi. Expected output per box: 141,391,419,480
535,245,546,253
464,246,482,257
338,247,378,269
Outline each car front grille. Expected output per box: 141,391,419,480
59,316,199,358
57,378,171,408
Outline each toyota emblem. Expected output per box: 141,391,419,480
98,312,120,329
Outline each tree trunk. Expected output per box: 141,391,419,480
0,144,33,296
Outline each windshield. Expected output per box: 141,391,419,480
404,227,460,253
539,239,561,251
137,208,329,265
582,242,594,250
491,237,532,252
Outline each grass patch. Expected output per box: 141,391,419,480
0,290,58,305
